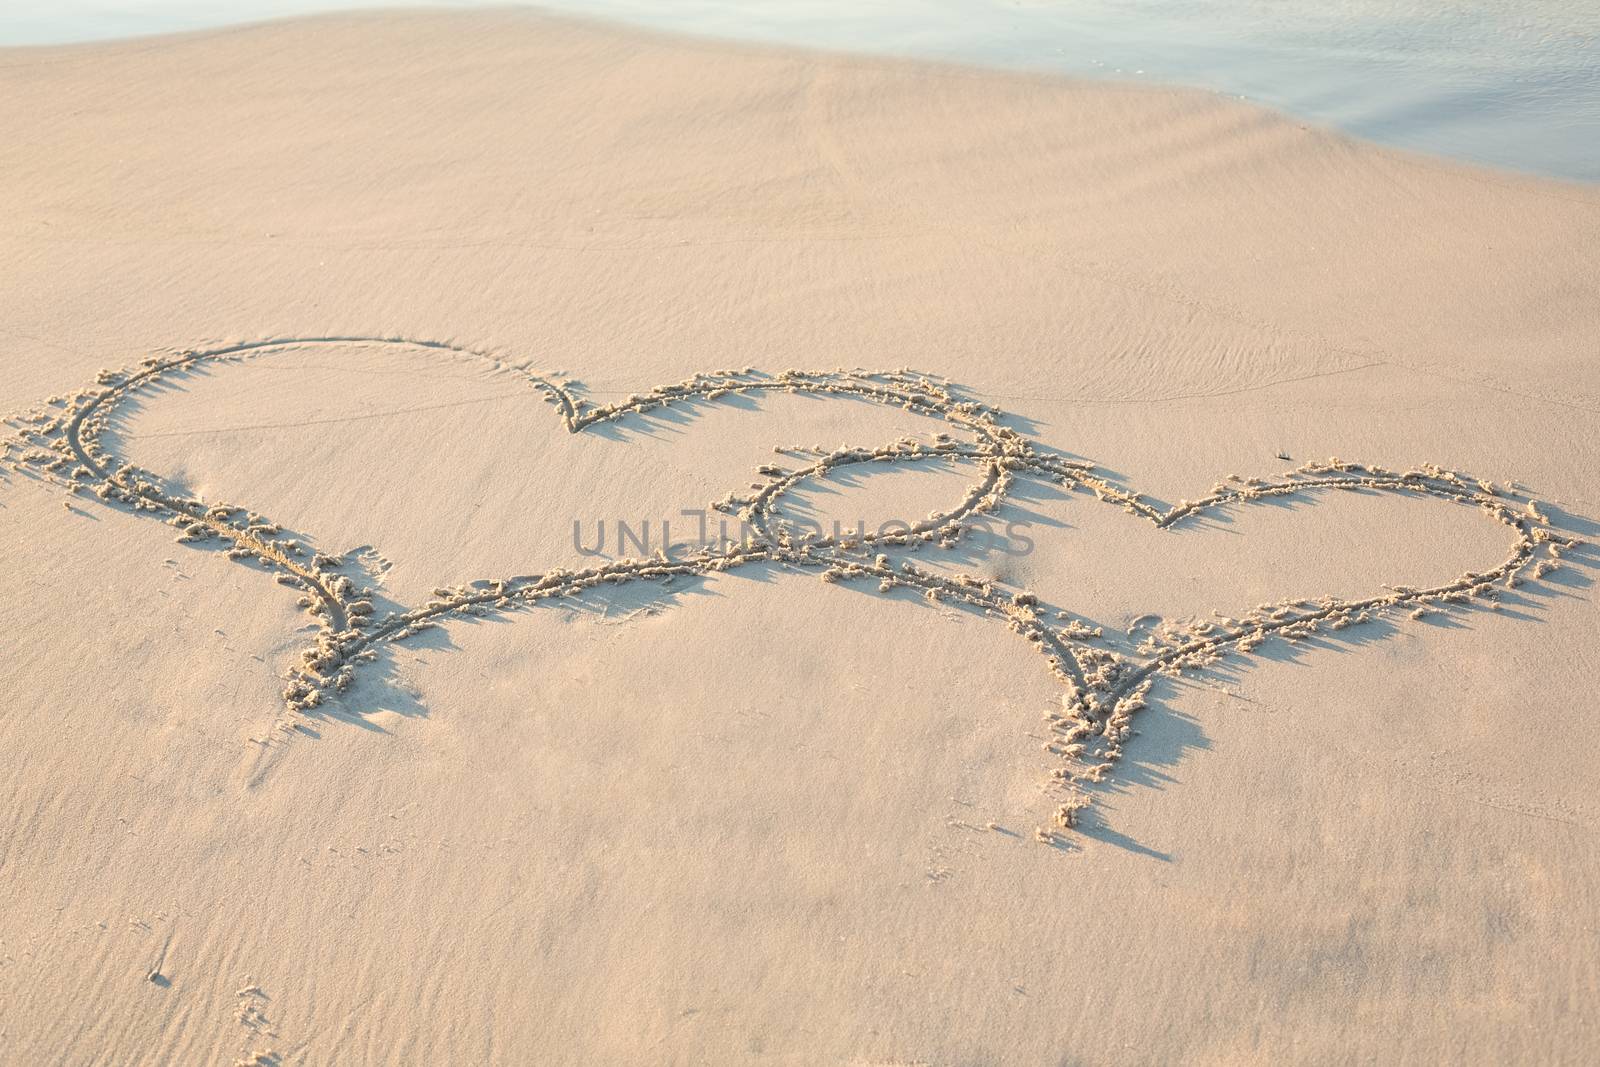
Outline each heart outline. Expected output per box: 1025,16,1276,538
4,336,1581,840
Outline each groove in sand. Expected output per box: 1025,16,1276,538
3,336,1582,839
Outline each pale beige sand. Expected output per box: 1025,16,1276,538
2,10,1599,1066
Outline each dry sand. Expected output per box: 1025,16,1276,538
2,9,1598,1065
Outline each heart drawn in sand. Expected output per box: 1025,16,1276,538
3,336,1582,838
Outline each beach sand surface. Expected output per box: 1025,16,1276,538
1,11,1597,1065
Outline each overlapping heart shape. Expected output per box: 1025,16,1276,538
4,336,1581,838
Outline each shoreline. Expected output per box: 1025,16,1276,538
3,4,1598,186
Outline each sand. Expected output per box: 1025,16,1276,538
1,9,1597,1065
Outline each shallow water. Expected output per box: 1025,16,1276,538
3,1,1597,181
